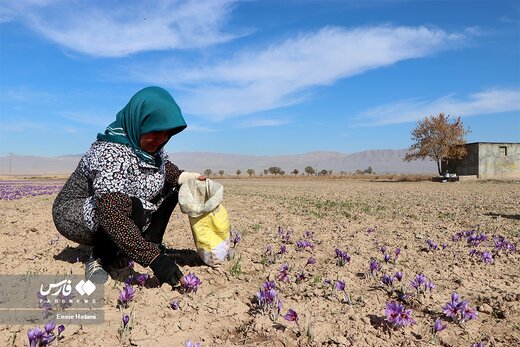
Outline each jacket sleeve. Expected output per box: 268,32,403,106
96,192,160,267
164,160,183,190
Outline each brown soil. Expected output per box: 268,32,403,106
0,179,519,346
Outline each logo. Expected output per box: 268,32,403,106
39,279,96,297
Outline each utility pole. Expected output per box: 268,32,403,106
8,152,14,176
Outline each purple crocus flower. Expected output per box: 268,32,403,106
433,318,446,333
232,230,241,247
469,249,478,256
265,245,273,256
367,227,375,233
380,245,387,254
395,271,403,282
335,280,346,292
283,309,299,322
296,240,315,250
385,301,415,328
384,253,391,263
381,274,394,287
335,248,351,266
57,324,65,336
28,327,44,347
461,301,478,321
306,257,316,266
394,247,401,259
122,314,130,327
410,274,427,291
186,339,201,347
441,243,448,250
369,259,380,275
170,299,180,310
118,284,136,306
44,320,55,334
427,239,438,250
180,273,202,293
277,263,290,282
481,251,493,264
134,273,149,286
471,342,484,347
279,244,287,254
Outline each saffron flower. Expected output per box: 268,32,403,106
255,281,282,319
265,245,273,256
231,230,241,247
369,259,380,276
442,292,478,323
384,253,391,263
304,230,314,239
335,248,351,266
27,327,44,347
481,251,493,264
381,274,394,287
57,324,65,336
186,339,201,347
367,227,375,233
394,247,401,260
335,280,346,292
470,342,484,347
433,318,446,333
395,271,403,282
118,284,136,307
180,273,202,293
277,263,290,282
170,299,180,310
296,240,314,250
385,301,415,328
427,239,438,250
134,273,149,287
279,244,287,254
283,309,299,322
306,257,316,266
44,320,55,334
122,314,130,327
380,245,387,254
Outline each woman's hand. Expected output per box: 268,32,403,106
197,175,206,181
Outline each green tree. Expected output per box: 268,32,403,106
219,170,225,177
304,166,315,176
292,169,299,176
247,169,255,177
203,169,212,177
236,169,241,177
263,169,268,175
268,166,282,176
319,169,328,176
404,113,470,175
364,166,373,174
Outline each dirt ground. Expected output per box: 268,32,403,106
0,178,519,346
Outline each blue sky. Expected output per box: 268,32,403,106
1,0,519,157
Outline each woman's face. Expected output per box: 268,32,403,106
139,130,170,154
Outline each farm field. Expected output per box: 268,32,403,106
0,178,519,346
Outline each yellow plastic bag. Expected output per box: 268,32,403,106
178,179,230,266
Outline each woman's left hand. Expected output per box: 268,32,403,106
197,175,207,181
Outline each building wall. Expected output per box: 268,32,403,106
478,143,520,179
443,143,479,175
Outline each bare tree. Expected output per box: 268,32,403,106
404,113,470,175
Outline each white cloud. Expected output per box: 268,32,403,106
2,0,239,56
354,88,520,126
133,25,466,120
185,124,218,132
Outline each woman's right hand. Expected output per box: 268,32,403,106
150,254,184,287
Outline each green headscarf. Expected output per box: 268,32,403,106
97,86,187,166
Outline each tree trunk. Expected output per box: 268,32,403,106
436,160,442,176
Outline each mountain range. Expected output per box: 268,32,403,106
0,149,436,176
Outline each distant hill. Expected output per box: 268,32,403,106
0,149,436,176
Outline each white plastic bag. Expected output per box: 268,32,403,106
178,179,230,266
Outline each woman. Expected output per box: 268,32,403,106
52,86,204,286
